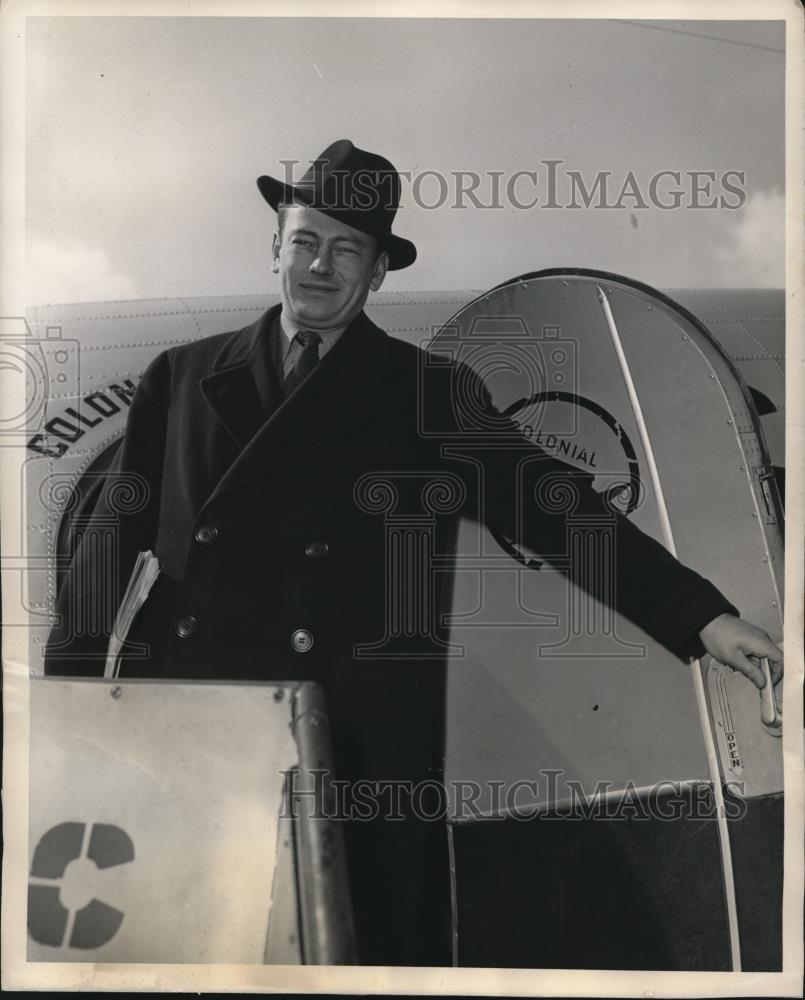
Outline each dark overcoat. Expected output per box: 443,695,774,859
45,303,737,964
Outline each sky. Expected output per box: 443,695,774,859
25,15,785,304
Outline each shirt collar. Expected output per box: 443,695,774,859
279,314,346,358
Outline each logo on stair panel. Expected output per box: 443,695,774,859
28,821,135,949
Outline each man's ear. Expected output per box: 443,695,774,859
271,231,280,272
369,250,389,292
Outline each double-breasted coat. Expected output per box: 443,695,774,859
45,303,737,964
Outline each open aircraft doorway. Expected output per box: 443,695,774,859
432,269,783,971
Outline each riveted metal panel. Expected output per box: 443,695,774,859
437,271,783,815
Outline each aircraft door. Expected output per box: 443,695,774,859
433,269,783,971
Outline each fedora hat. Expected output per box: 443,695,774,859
257,139,417,270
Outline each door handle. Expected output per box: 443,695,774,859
759,657,782,735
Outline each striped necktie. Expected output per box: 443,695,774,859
283,329,322,396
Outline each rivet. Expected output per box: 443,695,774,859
111,686,123,700
273,688,285,702
772,601,778,607
709,374,715,379
751,512,757,517
727,419,733,425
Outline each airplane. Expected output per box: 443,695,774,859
10,268,786,970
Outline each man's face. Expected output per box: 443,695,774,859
272,204,388,331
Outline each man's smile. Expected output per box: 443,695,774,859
298,282,339,293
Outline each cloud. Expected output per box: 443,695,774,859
713,188,784,288
26,238,141,306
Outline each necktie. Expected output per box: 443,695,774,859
283,330,322,396
294,330,322,380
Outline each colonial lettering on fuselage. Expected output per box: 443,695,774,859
27,380,137,458
518,426,597,469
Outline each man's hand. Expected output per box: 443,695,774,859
699,612,783,689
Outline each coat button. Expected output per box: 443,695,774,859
175,616,198,638
305,540,329,560
195,524,219,544
291,629,314,653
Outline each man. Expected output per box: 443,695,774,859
46,139,783,966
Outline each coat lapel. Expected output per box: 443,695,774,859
200,305,391,506
199,306,279,449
